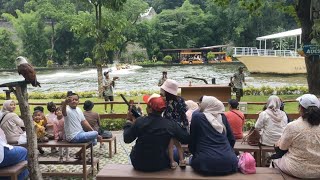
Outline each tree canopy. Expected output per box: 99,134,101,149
0,0,300,66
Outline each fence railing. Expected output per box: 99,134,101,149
233,47,301,57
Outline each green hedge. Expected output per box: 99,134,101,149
100,118,256,132
100,119,126,131
243,85,308,96
0,86,309,100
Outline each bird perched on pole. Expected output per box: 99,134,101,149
16,56,41,87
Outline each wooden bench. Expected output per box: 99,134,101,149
38,140,99,180
234,142,261,167
0,161,27,180
260,145,276,167
96,164,284,180
101,136,117,158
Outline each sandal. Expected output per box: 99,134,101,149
171,162,178,169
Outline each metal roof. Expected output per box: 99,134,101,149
162,45,228,52
256,28,301,41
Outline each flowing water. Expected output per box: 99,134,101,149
0,64,307,93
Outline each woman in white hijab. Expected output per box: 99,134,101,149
0,100,26,144
255,95,288,146
189,96,237,175
185,100,198,129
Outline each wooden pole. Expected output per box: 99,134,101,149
15,84,43,180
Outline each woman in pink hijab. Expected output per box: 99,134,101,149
0,100,26,144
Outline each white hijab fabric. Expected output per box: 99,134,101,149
265,95,286,122
185,100,198,111
199,96,225,134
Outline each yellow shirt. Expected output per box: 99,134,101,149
34,120,45,138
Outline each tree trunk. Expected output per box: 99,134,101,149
51,19,55,60
297,0,320,95
15,84,43,180
97,64,104,97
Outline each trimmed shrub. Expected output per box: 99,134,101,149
207,52,215,60
47,60,54,67
100,119,126,131
163,55,172,64
84,57,92,66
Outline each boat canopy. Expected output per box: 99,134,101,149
256,28,301,40
256,28,301,52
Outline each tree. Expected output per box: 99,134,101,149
24,0,77,61
78,0,127,96
0,28,17,69
114,0,149,59
2,10,49,66
213,0,320,95
145,0,184,13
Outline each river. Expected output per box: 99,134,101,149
0,64,307,93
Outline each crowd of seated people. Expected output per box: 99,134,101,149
1,78,320,179
0,91,103,179
123,78,320,179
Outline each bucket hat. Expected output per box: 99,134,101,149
160,79,178,96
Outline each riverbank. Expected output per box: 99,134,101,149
0,61,243,72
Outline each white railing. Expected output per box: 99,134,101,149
233,47,301,57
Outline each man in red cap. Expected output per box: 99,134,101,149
123,94,189,172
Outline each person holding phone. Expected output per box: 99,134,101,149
123,94,189,172
103,71,114,113
62,92,98,159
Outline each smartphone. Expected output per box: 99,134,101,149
120,94,141,118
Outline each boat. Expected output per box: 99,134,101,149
233,29,306,74
161,45,232,64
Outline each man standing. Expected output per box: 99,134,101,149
230,67,246,102
103,71,114,113
158,71,167,87
62,92,98,159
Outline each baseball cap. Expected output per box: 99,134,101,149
228,99,239,108
143,93,166,112
160,79,178,96
296,94,320,109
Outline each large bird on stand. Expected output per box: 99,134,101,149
16,56,41,87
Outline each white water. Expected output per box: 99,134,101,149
0,64,307,93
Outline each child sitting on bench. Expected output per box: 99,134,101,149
33,110,49,154
53,107,69,162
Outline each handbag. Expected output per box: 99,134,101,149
98,128,113,139
242,127,261,146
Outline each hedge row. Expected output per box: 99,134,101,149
0,86,308,100
100,118,255,131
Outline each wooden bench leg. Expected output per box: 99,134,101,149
261,151,266,167
256,151,261,167
109,140,112,158
12,174,17,180
114,136,117,154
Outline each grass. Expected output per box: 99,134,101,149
2,94,301,116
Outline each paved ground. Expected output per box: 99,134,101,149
41,131,132,180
